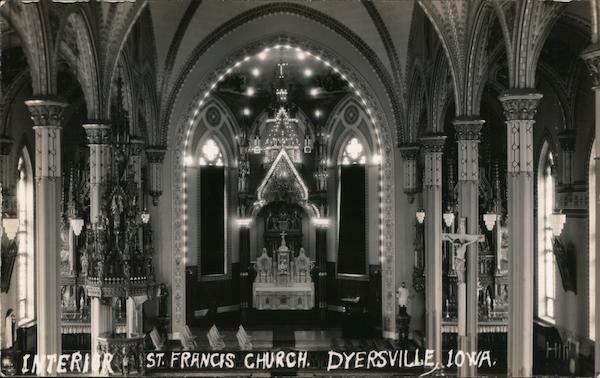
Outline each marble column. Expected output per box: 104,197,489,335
24,98,67,374
315,224,328,321
582,46,600,377
83,123,114,357
453,118,484,377
420,134,446,366
239,223,251,322
82,124,112,223
498,91,542,377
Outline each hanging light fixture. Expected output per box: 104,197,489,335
483,209,498,232
415,209,425,224
2,218,18,241
443,207,455,228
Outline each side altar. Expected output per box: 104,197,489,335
252,232,314,310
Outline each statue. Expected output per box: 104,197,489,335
396,282,410,315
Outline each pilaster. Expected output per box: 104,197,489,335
420,134,446,366
498,90,542,377
453,118,484,377
25,97,67,375
0,136,14,215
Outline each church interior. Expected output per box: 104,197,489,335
0,0,600,376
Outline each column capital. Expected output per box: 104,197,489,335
130,137,146,156
453,118,484,141
0,135,14,155
83,123,112,145
498,90,543,121
146,146,167,163
582,44,600,89
419,134,447,153
398,143,420,159
24,98,68,128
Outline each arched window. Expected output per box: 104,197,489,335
538,149,556,322
198,138,226,275
338,137,367,274
16,153,34,325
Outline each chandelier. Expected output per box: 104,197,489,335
250,60,312,164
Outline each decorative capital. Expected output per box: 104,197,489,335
24,98,68,128
453,118,484,141
419,134,447,153
498,90,542,121
398,143,420,160
557,129,576,152
581,44,600,89
146,147,167,163
129,137,146,156
82,123,111,145
0,136,14,155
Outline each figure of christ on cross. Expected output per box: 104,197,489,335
441,218,484,283
279,230,288,247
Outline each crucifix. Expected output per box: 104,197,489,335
441,217,483,350
279,230,288,247
277,61,288,78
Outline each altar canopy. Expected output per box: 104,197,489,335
253,232,314,310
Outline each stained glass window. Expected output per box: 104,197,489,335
341,137,366,165
199,138,224,166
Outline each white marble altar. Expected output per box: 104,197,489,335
252,232,314,310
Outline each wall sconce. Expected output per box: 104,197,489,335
236,218,252,227
2,218,19,241
483,212,497,232
443,208,455,228
312,217,330,227
70,218,84,236
550,210,566,237
141,208,151,225
415,209,425,224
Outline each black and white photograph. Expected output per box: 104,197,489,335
0,0,598,376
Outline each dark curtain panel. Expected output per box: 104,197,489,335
338,165,366,274
200,166,225,275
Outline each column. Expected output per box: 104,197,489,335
498,91,542,377
420,134,446,366
454,118,484,377
582,46,600,377
82,123,114,357
82,123,111,223
25,98,67,374
127,297,144,336
239,223,251,322
315,224,328,321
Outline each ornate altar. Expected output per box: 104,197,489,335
252,232,314,310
